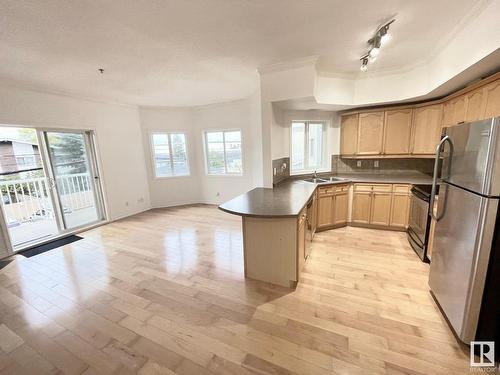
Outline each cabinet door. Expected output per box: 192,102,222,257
383,109,412,155
352,192,371,224
465,88,486,122
411,104,443,155
340,114,358,155
452,96,467,124
442,100,454,128
317,195,334,228
332,192,348,225
390,193,410,229
357,112,384,155
484,81,500,119
370,192,392,226
298,218,306,272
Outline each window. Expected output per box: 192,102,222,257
204,130,242,175
291,121,326,173
151,132,189,177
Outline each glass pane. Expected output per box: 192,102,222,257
170,133,189,175
0,127,58,248
224,131,242,174
152,133,172,177
308,123,323,168
291,122,305,171
46,132,99,229
206,132,225,174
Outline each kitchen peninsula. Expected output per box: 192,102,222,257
219,173,432,287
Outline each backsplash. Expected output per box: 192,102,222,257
331,155,434,175
272,157,290,185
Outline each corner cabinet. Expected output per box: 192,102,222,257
316,184,348,230
411,104,443,155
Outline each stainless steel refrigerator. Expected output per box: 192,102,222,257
429,117,500,346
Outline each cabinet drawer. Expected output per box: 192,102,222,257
333,184,349,193
393,184,411,194
317,186,335,196
354,183,392,193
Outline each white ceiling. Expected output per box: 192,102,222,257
0,0,489,106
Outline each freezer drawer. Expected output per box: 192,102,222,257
429,183,498,342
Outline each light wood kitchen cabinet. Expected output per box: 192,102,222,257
357,112,384,155
317,194,334,228
297,210,306,272
383,109,412,155
352,189,372,224
316,184,348,229
465,88,486,122
442,96,467,127
340,114,358,156
411,104,443,155
332,190,348,225
484,80,500,118
370,191,392,226
390,185,411,229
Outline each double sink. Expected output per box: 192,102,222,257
302,176,348,184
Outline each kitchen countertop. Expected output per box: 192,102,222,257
218,173,432,218
218,180,316,218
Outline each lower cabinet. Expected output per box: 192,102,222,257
297,209,306,273
316,184,348,230
390,185,411,229
352,184,410,229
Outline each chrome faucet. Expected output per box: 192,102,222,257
313,170,318,179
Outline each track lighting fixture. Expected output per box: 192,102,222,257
360,19,395,72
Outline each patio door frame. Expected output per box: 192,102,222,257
0,126,107,254
37,128,106,237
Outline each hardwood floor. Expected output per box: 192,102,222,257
0,205,474,374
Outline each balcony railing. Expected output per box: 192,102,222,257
0,173,94,223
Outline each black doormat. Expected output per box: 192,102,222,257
0,259,12,270
19,235,83,258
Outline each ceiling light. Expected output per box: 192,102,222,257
369,47,380,58
360,19,395,71
360,56,369,71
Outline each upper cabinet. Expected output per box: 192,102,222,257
411,104,443,155
484,81,500,119
340,114,358,156
465,88,485,122
339,73,500,158
383,109,412,155
357,112,384,155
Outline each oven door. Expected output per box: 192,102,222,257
408,191,430,261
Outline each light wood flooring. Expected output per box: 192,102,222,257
0,205,475,374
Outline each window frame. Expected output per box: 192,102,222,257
149,131,191,179
203,129,243,176
290,120,328,175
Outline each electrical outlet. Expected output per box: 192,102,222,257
273,167,277,176
356,160,362,167
374,160,379,168
216,192,220,197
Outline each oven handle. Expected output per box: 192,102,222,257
430,135,453,221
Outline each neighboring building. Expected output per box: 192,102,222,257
0,139,41,175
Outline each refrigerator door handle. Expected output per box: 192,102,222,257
430,135,453,221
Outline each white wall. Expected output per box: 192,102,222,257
0,85,151,257
139,92,263,207
139,107,201,207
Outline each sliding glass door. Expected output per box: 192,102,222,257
0,126,105,251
